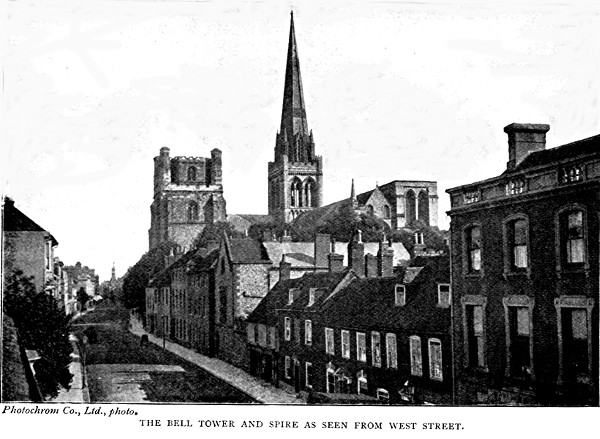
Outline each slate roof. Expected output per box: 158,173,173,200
262,240,410,268
321,255,450,333
516,133,600,170
247,270,351,325
3,198,58,245
226,237,271,264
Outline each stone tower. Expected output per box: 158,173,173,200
268,12,323,223
148,147,227,250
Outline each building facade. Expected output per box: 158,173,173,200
148,146,227,250
268,13,323,223
248,235,452,404
447,123,599,405
3,197,58,295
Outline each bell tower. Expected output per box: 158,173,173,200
268,12,323,223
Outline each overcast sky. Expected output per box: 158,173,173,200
2,0,599,281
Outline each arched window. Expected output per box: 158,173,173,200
366,204,374,216
418,191,429,224
187,201,199,222
304,179,316,207
405,190,416,224
290,179,302,207
187,166,197,181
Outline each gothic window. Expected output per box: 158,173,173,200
405,190,416,224
187,166,197,181
187,201,199,222
290,179,302,207
366,205,374,216
418,191,429,224
304,179,316,207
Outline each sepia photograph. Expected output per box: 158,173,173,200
1,0,599,436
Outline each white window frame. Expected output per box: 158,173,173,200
341,330,350,359
409,335,422,377
305,362,313,388
284,317,291,341
371,332,381,367
325,328,334,355
428,338,443,381
356,332,367,362
437,284,451,308
304,320,312,345
395,284,406,306
376,388,389,402
386,333,398,369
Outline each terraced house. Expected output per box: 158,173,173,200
447,123,599,405
248,234,451,404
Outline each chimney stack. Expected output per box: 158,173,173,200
365,254,378,278
279,254,291,282
377,235,394,277
504,123,550,170
328,238,344,272
348,230,365,277
314,233,330,268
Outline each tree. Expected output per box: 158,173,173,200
76,287,89,311
121,241,176,312
3,271,73,399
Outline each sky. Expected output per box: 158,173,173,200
1,0,599,281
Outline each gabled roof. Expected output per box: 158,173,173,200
224,236,271,264
3,198,58,245
321,255,450,332
248,270,353,325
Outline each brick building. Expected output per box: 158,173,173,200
248,234,451,404
447,123,599,405
148,146,227,250
2,197,58,295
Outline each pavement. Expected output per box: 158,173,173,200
52,334,90,403
129,316,303,404
86,364,185,403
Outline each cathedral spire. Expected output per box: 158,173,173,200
280,11,309,144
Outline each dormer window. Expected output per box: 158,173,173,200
288,288,300,304
505,178,525,196
560,165,582,184
308,289,316,307
464,190,479,204
394,284,406,306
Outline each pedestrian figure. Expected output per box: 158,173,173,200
140,334,149,347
